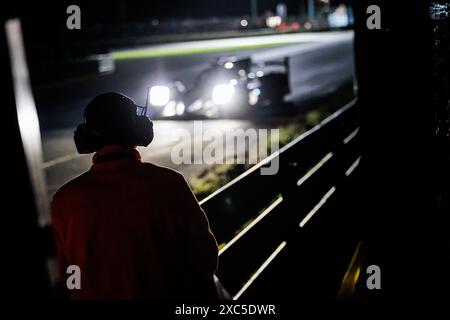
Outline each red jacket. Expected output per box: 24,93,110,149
51,146,218,299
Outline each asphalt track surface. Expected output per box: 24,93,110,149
33,31,354,198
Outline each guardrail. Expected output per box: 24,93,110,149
200,99,361,299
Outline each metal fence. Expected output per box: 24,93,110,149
200,99,361,299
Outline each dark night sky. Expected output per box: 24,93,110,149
95,0,351,20
124,0,300,19
11,0,351,49
14,0,351,26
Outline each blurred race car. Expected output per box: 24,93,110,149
146,56,291,119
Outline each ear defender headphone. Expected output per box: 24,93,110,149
134,112,154,147
74,123,98,154
74,93,154,154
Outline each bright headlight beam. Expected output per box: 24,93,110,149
224,62,234,69
149,86,170,106
212,84,235,105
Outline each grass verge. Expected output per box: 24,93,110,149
112,41,305,60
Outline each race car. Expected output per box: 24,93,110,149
146,55,291,119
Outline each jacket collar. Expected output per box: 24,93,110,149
92,145,142,167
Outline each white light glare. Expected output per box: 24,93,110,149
266,16,282,28
224,62,234,69
149,86,170,106
212,84,235,105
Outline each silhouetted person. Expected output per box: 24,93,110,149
51,92,218,299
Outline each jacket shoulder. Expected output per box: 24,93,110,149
140,162,185,181
52,171,91,202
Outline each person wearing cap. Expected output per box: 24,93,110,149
51,92,219,299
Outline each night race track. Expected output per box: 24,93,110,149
33,31,354,201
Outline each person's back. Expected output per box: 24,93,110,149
51,93,218,299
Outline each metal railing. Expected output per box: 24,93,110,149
200,99,361,299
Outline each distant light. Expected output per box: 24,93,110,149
224,62,234,69
304,21,312,30
149,86,170,106
249,88,260,106
238,69,246,77
266,16,282,28
240,19,249,27
230,79,238,86
328,4,349,28
152,19,159,26
212,84,235,105
176,102,185,115
162,101,176,117
256,71,264,77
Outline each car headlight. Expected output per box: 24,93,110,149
212,84,235,105
149,86,171,106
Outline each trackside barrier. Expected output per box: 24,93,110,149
200,99,361,299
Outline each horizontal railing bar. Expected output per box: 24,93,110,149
219,196,284,256
233,241,287,300
343,127,359,145
297,152,334,187
345,156,361,177
299,186,337,228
